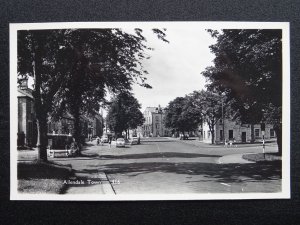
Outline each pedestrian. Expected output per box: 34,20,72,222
108,136,112,148
229,139,233,147
224,139,228,148
70,138,79,156
96,136,100,146
233,138,237,148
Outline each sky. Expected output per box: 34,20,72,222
129,27,216,112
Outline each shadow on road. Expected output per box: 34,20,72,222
141,139,175,143
99,152,221,160
53,151,221,161
82,160,281,183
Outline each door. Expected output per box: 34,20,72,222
242,132,246,143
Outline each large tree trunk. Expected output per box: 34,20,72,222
35,110,48,162
274,123,282,155
250,123,255,143
211,130,215,144
32,41,48,162
72,107,82,155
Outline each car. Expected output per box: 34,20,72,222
129,137,139,145
116,138,125,147
101,135,109,143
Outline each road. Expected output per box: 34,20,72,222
52,137,281,194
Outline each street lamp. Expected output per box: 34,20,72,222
261,109,266,157
221,98,225,143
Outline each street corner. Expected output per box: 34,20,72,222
217,153,255,164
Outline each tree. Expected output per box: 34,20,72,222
18,28,168,161
202,29,282,153
18,30,72,161
164,96,202,135
189,90,223,144
106,92,144,138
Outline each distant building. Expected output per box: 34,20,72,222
142,105,170,137
199,118,276,144
47,113,74,136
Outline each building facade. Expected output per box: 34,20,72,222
17,79,103,148
17,86,37,148
199,118,277,144
142,105,170,137
47,113,103,142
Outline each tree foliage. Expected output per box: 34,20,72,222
164,96,202,133
202,29,282,152
18,28,168,161
106,92,144,136
189,90,223,144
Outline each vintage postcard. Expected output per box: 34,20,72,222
10,22,290,200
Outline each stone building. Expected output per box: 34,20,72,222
17,83,37,148
47,113,103,141
47,113,74,135
17,78,103,147
142,105,170,137
199,118,276,144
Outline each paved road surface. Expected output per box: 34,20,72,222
50,137,281,194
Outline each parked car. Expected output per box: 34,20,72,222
129,137,139,145
116,138,125,147
101,135,109,143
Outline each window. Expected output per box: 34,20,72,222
220,130,223,141
229,130,233,139
255,129,260,137
270,129,275,137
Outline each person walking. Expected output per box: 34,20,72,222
233,138,237,148
224,139,228,148
96,136,100,146
108,136,112,148
229,139,233,148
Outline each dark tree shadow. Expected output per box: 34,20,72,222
98,152,221,160
80,161,281,184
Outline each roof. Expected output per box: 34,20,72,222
144,106,165,114
144,107,158,113
17,88,33,99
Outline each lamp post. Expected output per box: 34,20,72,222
222,99,225,143
261,110,266,158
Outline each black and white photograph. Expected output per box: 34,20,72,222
10,22,290,200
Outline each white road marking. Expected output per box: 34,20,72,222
220,182,231,187
156,143,165,158
218,157,222,164
156,143,160,152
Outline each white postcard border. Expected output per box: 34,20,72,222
10,21,290,201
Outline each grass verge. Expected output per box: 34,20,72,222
242,153,282,162
18,161,72,194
